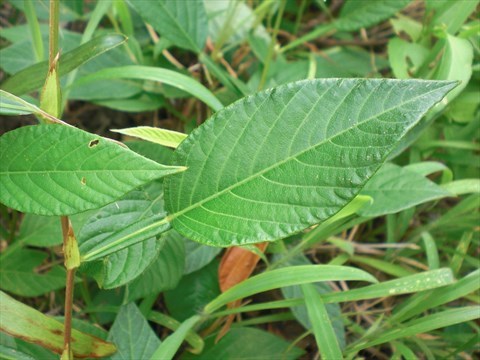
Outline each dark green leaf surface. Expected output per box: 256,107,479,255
184,237,221,274
0,125,184,216
107,303,160,360
165,79,456,246
165,260,220,321
358,163,452,217
78,183,166,288
127,231,185,301
128,0,207,53
0,249,66,297
183,327,304,360
337,0,411,31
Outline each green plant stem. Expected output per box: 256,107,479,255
258,0,286,90
49,0,59,65
293,0,307,35
24,0,44,62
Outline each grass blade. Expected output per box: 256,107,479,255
204,265,377,314
150,315,201,360
70,65,224,111
302,284,343,359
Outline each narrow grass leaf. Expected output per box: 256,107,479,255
0,124,184,216
112,126,187,149
451,232,473,275
150,316,201,360
349,306,480,352
302,284,343,360
1,34,127,96
70,66,223,111
204,265,377,314
148,311,204,354
322,268,455,303
391,269,480,322
165,79,456,247
0,291,116,358
421,232,439,270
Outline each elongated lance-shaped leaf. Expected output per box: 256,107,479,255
0,124,185,216
150,315,201,360
0,291,116,358
70,66,223,111
1,34,127,96
204,265,377,314
111,126,187,149
164,79,456,246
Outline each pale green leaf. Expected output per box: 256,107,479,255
112,126,187,149
0,291,116,358
0,124,184,216
302,283,343,360
107,303,160,360
70,65,223,111
150,315,200,360
128,0,207,52
204,265,377,314
165,79,456,246
358,163,452,217
78,183,166,288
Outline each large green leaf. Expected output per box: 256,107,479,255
128,0,208,53
107,303,160,360
1,34,127,96
358,162,452,217
0,291,116,358
164,79,456,246
0,124,184,216
78,183,166,289
0,249,66,297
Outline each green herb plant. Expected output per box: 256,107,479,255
0,0,478,359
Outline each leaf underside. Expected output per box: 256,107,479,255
165,78,456,246
0,124,183,216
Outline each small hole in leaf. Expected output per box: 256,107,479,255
81,177,86,185
89,139,100,148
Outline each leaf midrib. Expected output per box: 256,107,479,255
167,85,448,222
